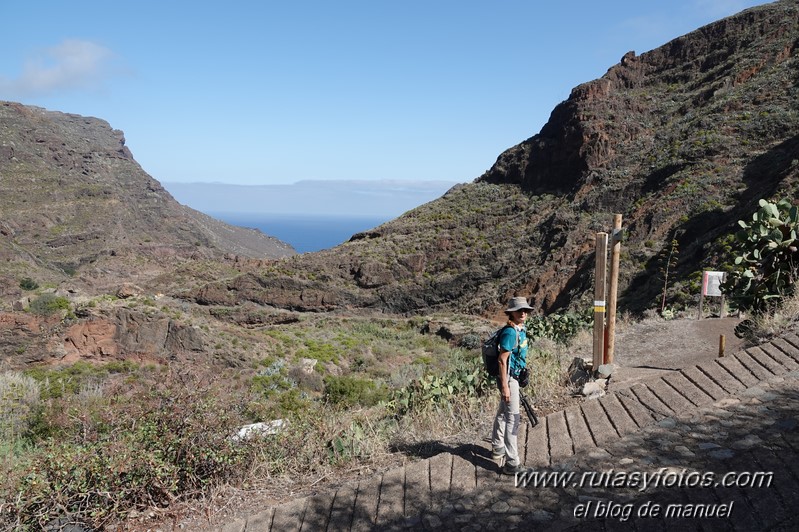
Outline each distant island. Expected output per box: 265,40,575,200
162,179,461,217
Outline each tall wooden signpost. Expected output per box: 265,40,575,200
606,214,622,364
594,214,622,370
593,232,608,370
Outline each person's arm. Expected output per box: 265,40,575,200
498,349,511,403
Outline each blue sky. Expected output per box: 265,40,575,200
0,0,769,187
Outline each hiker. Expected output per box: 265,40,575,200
491,296,532,475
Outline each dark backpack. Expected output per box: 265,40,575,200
481,325,518,377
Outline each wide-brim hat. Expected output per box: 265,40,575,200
505,296,534,313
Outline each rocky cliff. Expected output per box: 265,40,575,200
0,101,295,300
0,103,300,367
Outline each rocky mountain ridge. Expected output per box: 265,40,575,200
0,101,295,298
0,103,297,368
192,0,799,317
1,1,798,367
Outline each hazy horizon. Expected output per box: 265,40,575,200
162,179,461,218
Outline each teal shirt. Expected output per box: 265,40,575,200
498,324,527,377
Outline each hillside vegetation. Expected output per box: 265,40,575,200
189,0,799,318
1,1,799,530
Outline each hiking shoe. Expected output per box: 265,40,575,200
502,463,525,475
490,447,506,460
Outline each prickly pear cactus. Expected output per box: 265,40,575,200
723,198,799,312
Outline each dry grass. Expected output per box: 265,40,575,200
0,372,40,443
61,293,799,531
745,291,799,342
0,311,590,531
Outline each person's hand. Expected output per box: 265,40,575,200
501,386,510,403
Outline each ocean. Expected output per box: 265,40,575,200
209,212,390,253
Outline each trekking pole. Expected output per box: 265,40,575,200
519,392,539,427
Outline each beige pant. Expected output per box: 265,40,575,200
491,376,520,466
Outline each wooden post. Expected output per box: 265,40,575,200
698,271,706,320
719,334,726,357
606,214,622,364
698,292,704,320
719,273,727,318
593,232,608,372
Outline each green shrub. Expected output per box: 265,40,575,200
277,388,314,416
28,293,70,316
287,366,324,393
527,311,591,344
721,199,799,313
389,353,488,416
19,277,38,291
328,420,369,464
4,372,253,531
23,361,120,401
251,359,292,399
61,264,77,276
722,198,799,313
458,333,481,350
324,375,387,407
297,340,340,364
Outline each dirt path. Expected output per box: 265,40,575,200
608,316,748,390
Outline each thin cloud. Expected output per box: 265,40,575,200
615,1,760,50
694,0,758,19
0,39,116,98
